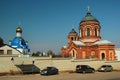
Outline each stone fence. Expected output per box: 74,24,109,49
0,57,120,74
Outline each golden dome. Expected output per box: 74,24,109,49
16,27,22,33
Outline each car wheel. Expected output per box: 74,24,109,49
104,69,107,72
110,69,113,72
92,70,95,73
83,71,85,74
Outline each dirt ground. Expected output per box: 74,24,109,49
0,71,120,80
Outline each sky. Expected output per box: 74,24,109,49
0,0,120,54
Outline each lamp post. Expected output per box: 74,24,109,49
32,60,35,74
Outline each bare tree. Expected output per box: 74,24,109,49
47,50,54,58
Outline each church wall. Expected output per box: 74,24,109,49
62,43,115,61
109,50,115,60
98,45,115,60
61,48,68,57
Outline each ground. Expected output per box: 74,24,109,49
0,71,120,80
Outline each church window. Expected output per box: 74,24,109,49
72,50,75,57
7,50,12,55
87,28,90,36
95,28,97,36
71,37,73,40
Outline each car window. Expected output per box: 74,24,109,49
108,65,112,67
76,65,80,68
101,65,106,67
83,66,87,69
47,67,52,70
52,67,56,70
87,66,91,68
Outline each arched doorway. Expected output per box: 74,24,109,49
71,50,76,59
101,53,105,60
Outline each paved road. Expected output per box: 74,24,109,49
0,71,120,80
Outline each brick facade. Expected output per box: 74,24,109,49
61,12,115,60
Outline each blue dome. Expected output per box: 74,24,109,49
11,37,28,49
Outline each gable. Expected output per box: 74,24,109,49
0,45,21,55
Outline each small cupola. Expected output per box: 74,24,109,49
16,27,22,33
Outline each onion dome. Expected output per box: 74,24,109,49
11,37,28,49
69,28,77,35
16,27,22,33
80,12,99,23
0,37,4,47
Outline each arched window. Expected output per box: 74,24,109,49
87,28,90,36
71,37,73,40
95,28,97,36
72,50,75,57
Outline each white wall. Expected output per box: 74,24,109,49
0,45,21,55
115,50,120,61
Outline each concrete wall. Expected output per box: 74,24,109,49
34,59,120,71
0,57,120,74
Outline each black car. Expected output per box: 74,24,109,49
40,66,58,75
98,65,113,72
76,65,95,73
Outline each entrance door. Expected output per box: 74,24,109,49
72,50,76,59
101,53,105,60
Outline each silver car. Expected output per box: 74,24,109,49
98,65,113,72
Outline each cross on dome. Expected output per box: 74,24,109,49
87,5,90,12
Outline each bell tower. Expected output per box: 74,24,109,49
68,27,78,45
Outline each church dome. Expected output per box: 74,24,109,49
16,27,22,33
69,28,77,35
80,12,99,23
11,37,28,49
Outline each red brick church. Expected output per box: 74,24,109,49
61,9,115,60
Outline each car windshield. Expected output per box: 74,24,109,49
108,66,112,67
101,65,107,67
86,65,91,68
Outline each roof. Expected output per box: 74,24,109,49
69,28,77,34
0,44,22,54
80,12,99,23
62,46,67,48
73,41,86,46
92,40,114,45
10,37,28,49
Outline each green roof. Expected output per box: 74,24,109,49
69,28,77,34
81,12,99,23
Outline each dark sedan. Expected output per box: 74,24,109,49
40,66,58,75
76,65,95,73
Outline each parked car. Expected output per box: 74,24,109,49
40,66,58,75
76,65,95,73
98,65,113,72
